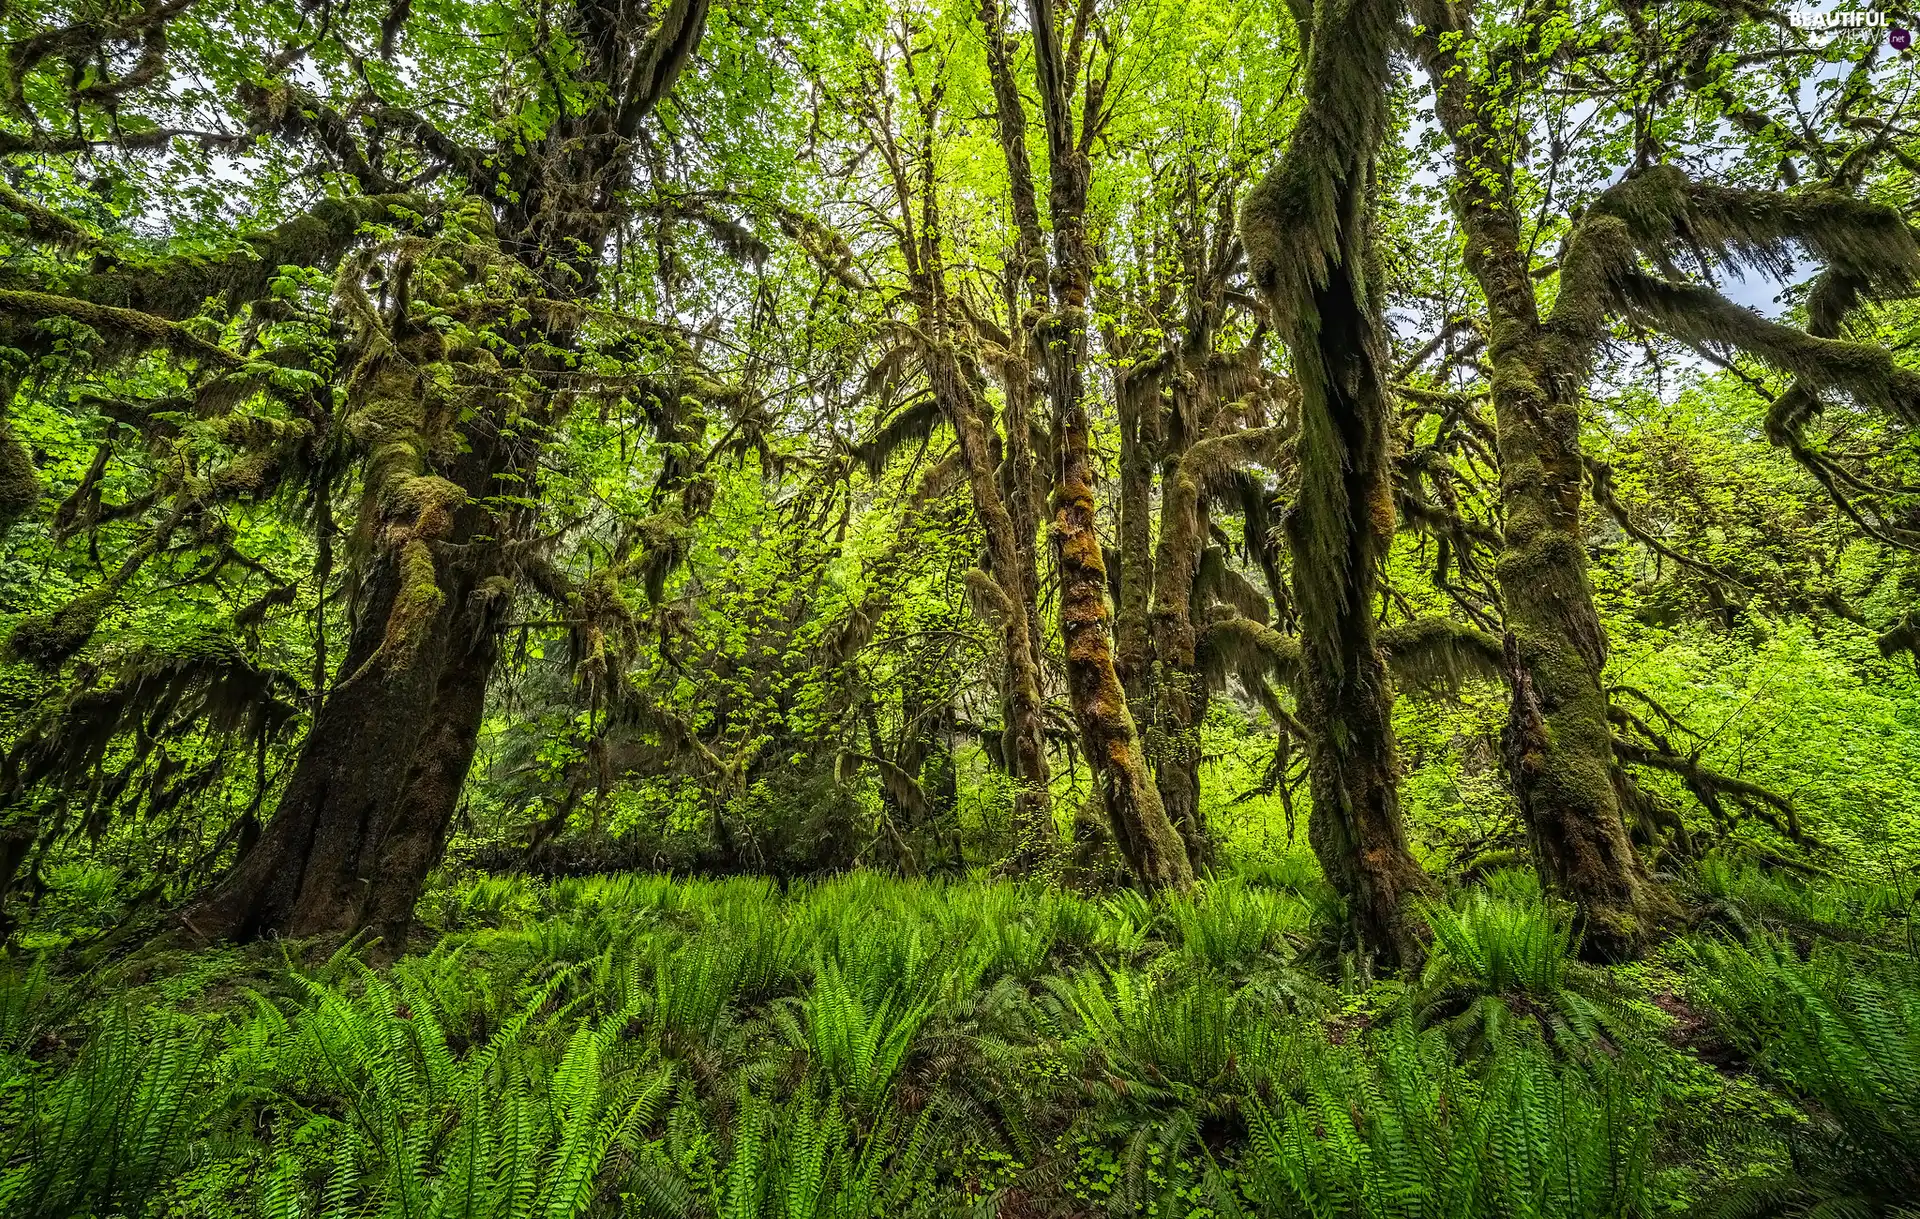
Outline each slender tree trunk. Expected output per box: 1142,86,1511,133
930,348,1056,851
1114,363,1160,702
1026,0,1192,890
1148,451,1212,870
1241,0,1432,963
1054,390,1191,888
1412,0,1671,960
979,0,1050,649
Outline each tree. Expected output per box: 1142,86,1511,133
1240,0,1437,964
1408,0,1919,957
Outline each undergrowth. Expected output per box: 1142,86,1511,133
0,856,1913,1218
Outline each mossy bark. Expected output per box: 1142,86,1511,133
1147,452,1212,871
1282,264,1433,967
0,421,38,534
181,434,513,944
1055,409,1192,889
1114,361,1162,704
1412,0,1672,961
361,573,506,953
1027,0,1192,891
1241,0,1433,964
931,347,1055,853
882,51,1055,854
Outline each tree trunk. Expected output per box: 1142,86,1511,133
180,552,442,941
1054,400,1192,889
1241,0,1433,964
182,427,516,945
1043,217,1190,888
1148,451,1212,871
1114,361,1161,702
1412,0,1671,960
1284,263,1432,965
1024,0,1192,890
360,570,506,953
930,347,1055,853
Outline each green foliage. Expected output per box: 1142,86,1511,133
0,0,1918,1214
1,871,1917,1216
1686,937,1920,1216
1216,1026,1658,1219
1412,885,1644,1057
0,1007,212,1218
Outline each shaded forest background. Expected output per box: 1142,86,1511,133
0,0,1917,1213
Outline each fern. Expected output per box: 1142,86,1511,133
1413,889,1640,1057
1687,936,1920,1215
0,1006,213,1219
1215,1023,1656,1219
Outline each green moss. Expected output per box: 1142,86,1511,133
0,420,39,531
8,587,112,669
379,539,447,665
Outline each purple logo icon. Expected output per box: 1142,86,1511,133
1894,25,1913,49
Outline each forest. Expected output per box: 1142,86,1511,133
0,0,1916,1213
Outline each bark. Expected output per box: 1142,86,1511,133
980,0,1048,634
1412,0,1672,961
1287,264,1431,965
360,571,506,953
873,44,1056,854
1026,0,1193,890
1240,0,1433,963
1114,360,1163,702
181,443,514,944
1056,400,1191,889
1145,421,1280,871
1147,451,1211,870
180,554,435,941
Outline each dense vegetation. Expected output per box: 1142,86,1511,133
0,0,1917,1213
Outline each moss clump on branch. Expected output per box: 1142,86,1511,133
0,419,38,531
6,587,112,669
1379,617,1504,696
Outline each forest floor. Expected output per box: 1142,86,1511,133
1,859,1916,1218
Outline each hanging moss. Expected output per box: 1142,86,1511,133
1379,617,1504,696
0,289,241,368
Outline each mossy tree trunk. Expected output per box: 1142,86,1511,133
1026,0,1192,890
1241,0,1433,964
1112,357,1165,706
1412,0,1671,961
176,0,711,946
183,370,522,945
933,347,1056,853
